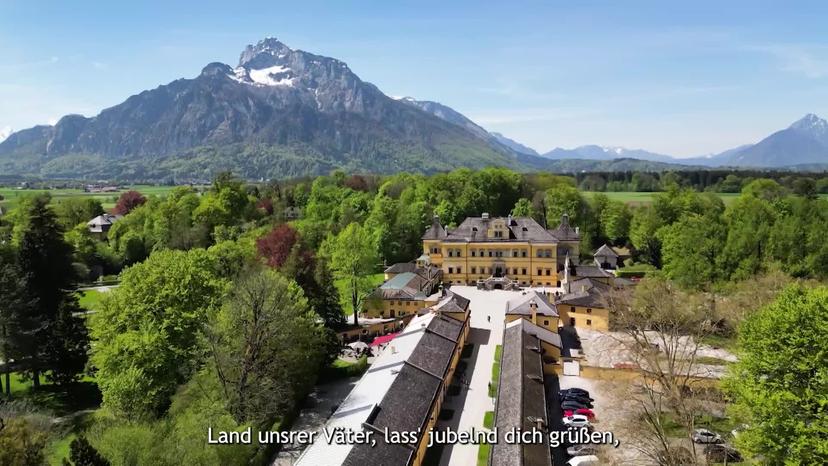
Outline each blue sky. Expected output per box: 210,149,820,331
2,1,828,156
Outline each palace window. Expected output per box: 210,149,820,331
457,267,462,273
544,249,552,258
512,249,519,257
546,269,551,276
522,250,527,257
447,250,453,257
488,250,493,257
537,268,542,275
586,319,592,326
536,250,543,258
587,308,592,314
448,267,454,274
522,268,527,275
456,250,462,257
471,267,477,274
543,320,549,326
570,306,576,312
471,250,476,257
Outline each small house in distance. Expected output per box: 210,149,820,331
593,243,620,269
87,213,122,238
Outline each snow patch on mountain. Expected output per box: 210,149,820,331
0,126,11,143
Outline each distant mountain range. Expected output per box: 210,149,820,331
1,37,827,181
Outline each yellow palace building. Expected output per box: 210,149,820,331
419,213,581,288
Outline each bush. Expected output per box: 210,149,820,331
0,416,49,466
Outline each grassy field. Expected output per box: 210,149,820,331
584,191,828,206
78,289,106,311
0,185,191,211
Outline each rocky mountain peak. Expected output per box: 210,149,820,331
238,37,294,68
789,113,828,146
790,113,827,132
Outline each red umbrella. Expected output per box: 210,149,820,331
371,332,400,347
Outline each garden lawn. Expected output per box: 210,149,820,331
78,289,105,311
489,345,502,398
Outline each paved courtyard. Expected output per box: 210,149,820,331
440,285,561,466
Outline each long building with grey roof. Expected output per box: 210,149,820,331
490,318,562,466
296,305,470,466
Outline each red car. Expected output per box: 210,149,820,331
564,408,595,420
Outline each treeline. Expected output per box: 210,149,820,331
2,167,828,463
574,169,828,193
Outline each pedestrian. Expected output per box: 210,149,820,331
487,315,491,323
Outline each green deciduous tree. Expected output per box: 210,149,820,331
208,268,331,426
724,285,828,465
720,195,777,280
658,213,726,290
90,249,228,418
600,200,632,244
54,198,104,229
322,222,379,326
630,206,663,267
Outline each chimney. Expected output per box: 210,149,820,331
530,299,538,324
482,212,490,219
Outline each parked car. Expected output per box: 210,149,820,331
704,444,742,462
567,454,600,466
575,408,596,420
567,444,600,456
562,414,591,428
564,408,596,420
560,388,590,398
562,393,594,404
561,400,592,410
692,428,723,444
561,400,591,410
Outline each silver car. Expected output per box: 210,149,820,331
692,428,723,444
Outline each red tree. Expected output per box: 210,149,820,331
256,224,299,268
113,190,147,215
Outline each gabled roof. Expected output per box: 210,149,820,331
506,317,562,349
557,277,613,308
87,213,122,227
505,291,558,318
549,213,580,241
573,264,614,279
384,262,417,274
443,216,559,243
375,268,441,301
491,319,554,466
297,312,466,466
422,215,447,240
427,289,471,315
594,244,619,257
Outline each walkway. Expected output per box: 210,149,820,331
441,286,559,466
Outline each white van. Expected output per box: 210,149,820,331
567,455,600,466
